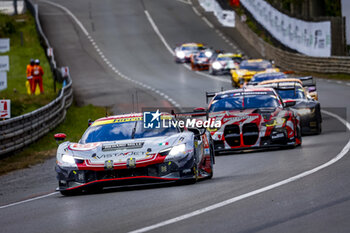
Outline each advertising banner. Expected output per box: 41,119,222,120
0,100,10,119
0,71,7,91
0,38,10,53
240,0,331,57
0,56,9,71
199,0,235,27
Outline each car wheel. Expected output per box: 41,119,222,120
191,63,196,70
316,118,322,135
207,158,213,179
232,81,238,88
209,67,215,75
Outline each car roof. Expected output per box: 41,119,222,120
182,43,203,47
217,53,242,58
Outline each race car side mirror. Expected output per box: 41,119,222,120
283,101,296,108
187,127,206,140
88,119,94,126
54,133,66,142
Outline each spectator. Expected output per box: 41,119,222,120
31,59,44,94
26,58,34,94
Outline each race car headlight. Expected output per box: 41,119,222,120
61,154,75,164
297,108,313,116
205,51,213,57
169,144,186,156
176,51,185,59
212,61,222,70
264,117,286,128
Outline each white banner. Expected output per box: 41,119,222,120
0,72,7,91
0,56,9,71
0,38,10,53
0,100,10,119
199,0,235,27
240,0,331,57
199,0,214,11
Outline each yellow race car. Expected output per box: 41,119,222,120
230,59,279,87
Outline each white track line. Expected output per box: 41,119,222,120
202,16,214,28
40,0,89,36
177,0,191,5
0,192,57,210
190,1,240,52
192,6,201,16
144,10,174,55
1,111,348,210
40,0,181,109
129,109,350,233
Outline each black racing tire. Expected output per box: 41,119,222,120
188,164,199,184
316,119,322,135
59,189,80,196
207,162,213,179
296,126,302,146
191,63,196,70
209,67,216,75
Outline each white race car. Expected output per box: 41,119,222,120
54,113,214,195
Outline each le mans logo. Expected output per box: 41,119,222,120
143,110,161,129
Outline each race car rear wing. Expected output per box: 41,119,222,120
297,76,317,93
297,76,315,87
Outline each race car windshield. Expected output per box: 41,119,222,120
276,88,305,100
80,121,179,143
197,52,207,58
217,57,232,61
181,46,201,51
209,93,280,112
239,60,272,71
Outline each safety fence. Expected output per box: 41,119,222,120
0,0,73,157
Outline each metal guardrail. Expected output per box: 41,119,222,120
0,0,73,157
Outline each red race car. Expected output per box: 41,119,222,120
205,87,301,154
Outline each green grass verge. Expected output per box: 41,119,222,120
0,12,61,117
0,103,106,176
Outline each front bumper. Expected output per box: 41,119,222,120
56,158,196,191
175,57,191,63
213,130,295,153
212,68,231,75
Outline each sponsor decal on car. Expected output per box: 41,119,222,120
102,142,144,151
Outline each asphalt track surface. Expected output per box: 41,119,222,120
0,0,350,232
